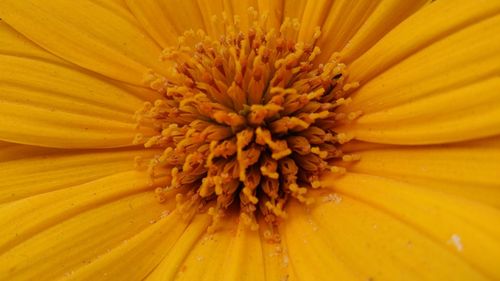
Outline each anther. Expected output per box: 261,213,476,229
135,12,358,231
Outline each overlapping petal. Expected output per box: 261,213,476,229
291,195,491,281
0,0,169,85
125,0,204,48
341,137,500,207
0,22,160,148
0,54,154,148
338,12,500,144
319,172,500,280
0,148,160,204
0,190,173,280
348,0,500,83
339,0,428,62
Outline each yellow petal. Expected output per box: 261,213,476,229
296,0,332,43
91,0,141,25
257,223,290,281
118,83,164,102
316,0,380,62
63,210,194,281
0,0,167,85
0,192,170,280
0,171,167,254
164,213,290,281
339,77,500,144
342,137,500,207
0,20,163,103
283,0,307,21
0,55,142,120
0,55,155,148
0,141,59,162
172,215,236,281
217,216,266,281
125,0,204,48
303,194,489,281
321,173,500,280
144,214,211,281
343,13,500,114
0,101,141,148
0,20,63,63
282,202,358,281
0,148,160,204
349,0,500,83
339,0,428,62
339,15,500,144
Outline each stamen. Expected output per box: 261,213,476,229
135,12,361,231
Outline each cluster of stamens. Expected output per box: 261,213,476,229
134,13,361,232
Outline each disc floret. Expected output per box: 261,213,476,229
135,14,360,231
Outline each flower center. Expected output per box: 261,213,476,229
135,13,360,232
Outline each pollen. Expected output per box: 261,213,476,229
135,11,360,231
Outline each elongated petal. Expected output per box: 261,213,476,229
283,0,307,21
0,20,164,103
0,18,156,147
319,173,500,280
339,0,428,62
0,56,141,120
0,171,167,254
340,77,500,144
0,191,174,280
0,141,59,162
174,215,268,281
154,213,288,281
0,54,156,148
283,203,359,281
0,148,160,204
342,137,500,207
90,0,141,24
217,217,267,281
297,0,332,43
315,0,380,62
143,215,212,281
257,222,290,281
0,21,63,63
0,0,167,85
64,211,200,281
339,15,500,144
125,0,205,48
343,14,500,114
169,215,236,281
349,0,500,83
294,194,491,281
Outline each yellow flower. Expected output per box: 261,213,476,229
0,0,499,280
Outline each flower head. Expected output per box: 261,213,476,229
0,0,499,280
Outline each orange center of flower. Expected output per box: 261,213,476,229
134,14,360,232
